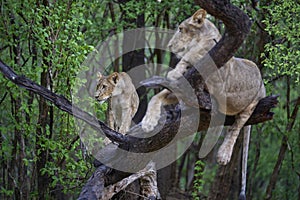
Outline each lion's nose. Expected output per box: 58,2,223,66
168,43,173,49
179,47,185,52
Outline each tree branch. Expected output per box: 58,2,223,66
0,56,278,200
265,97,300,200
0,1,278,198
195,0,252,67
0,60,127,145
0,58,278,153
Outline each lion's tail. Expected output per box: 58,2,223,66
239,125,251,200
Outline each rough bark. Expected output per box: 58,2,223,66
79,0,275,198
0,59,278,152
0,0,279,199
194,0,252,68
0,54,278,200
122,3,147,124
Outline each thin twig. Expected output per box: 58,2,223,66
265,96,300,200
0,92,8,105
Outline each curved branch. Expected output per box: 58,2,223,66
0,0,276,161
0,1,277,199
195,0,252,67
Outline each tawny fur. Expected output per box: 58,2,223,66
95,72,139,144
141,9,266,165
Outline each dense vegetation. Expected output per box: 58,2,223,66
0,0,299,199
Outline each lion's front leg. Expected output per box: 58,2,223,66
119,106,133,134
167,60,190,81
141,94,164,132
107,100,115,130
141,89,172,132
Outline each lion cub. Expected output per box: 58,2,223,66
95,72,139,144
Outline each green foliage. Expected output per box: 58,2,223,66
262,0,300,84
192,160,205,199
248,78,300,199
0,0,98,198
0,0,299,199
257,2,300,198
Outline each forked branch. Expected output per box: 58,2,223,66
0,1,279,199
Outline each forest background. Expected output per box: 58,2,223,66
0,0,299,199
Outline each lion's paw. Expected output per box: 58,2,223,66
216,143,234,165
167,70,182,81
141,122,156,132
141,111,161,132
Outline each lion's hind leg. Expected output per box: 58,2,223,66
217,101,257,165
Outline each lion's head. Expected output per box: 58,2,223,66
168,9,207,57
95,72,119,103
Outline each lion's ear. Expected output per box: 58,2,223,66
109,72,119,85
97,72,103,80
189,9,207,28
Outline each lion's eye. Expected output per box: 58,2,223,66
102,85,107,89
179,27,183,33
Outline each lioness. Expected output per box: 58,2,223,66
95,72,139,143
141,9,265,199
142,7,265,163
